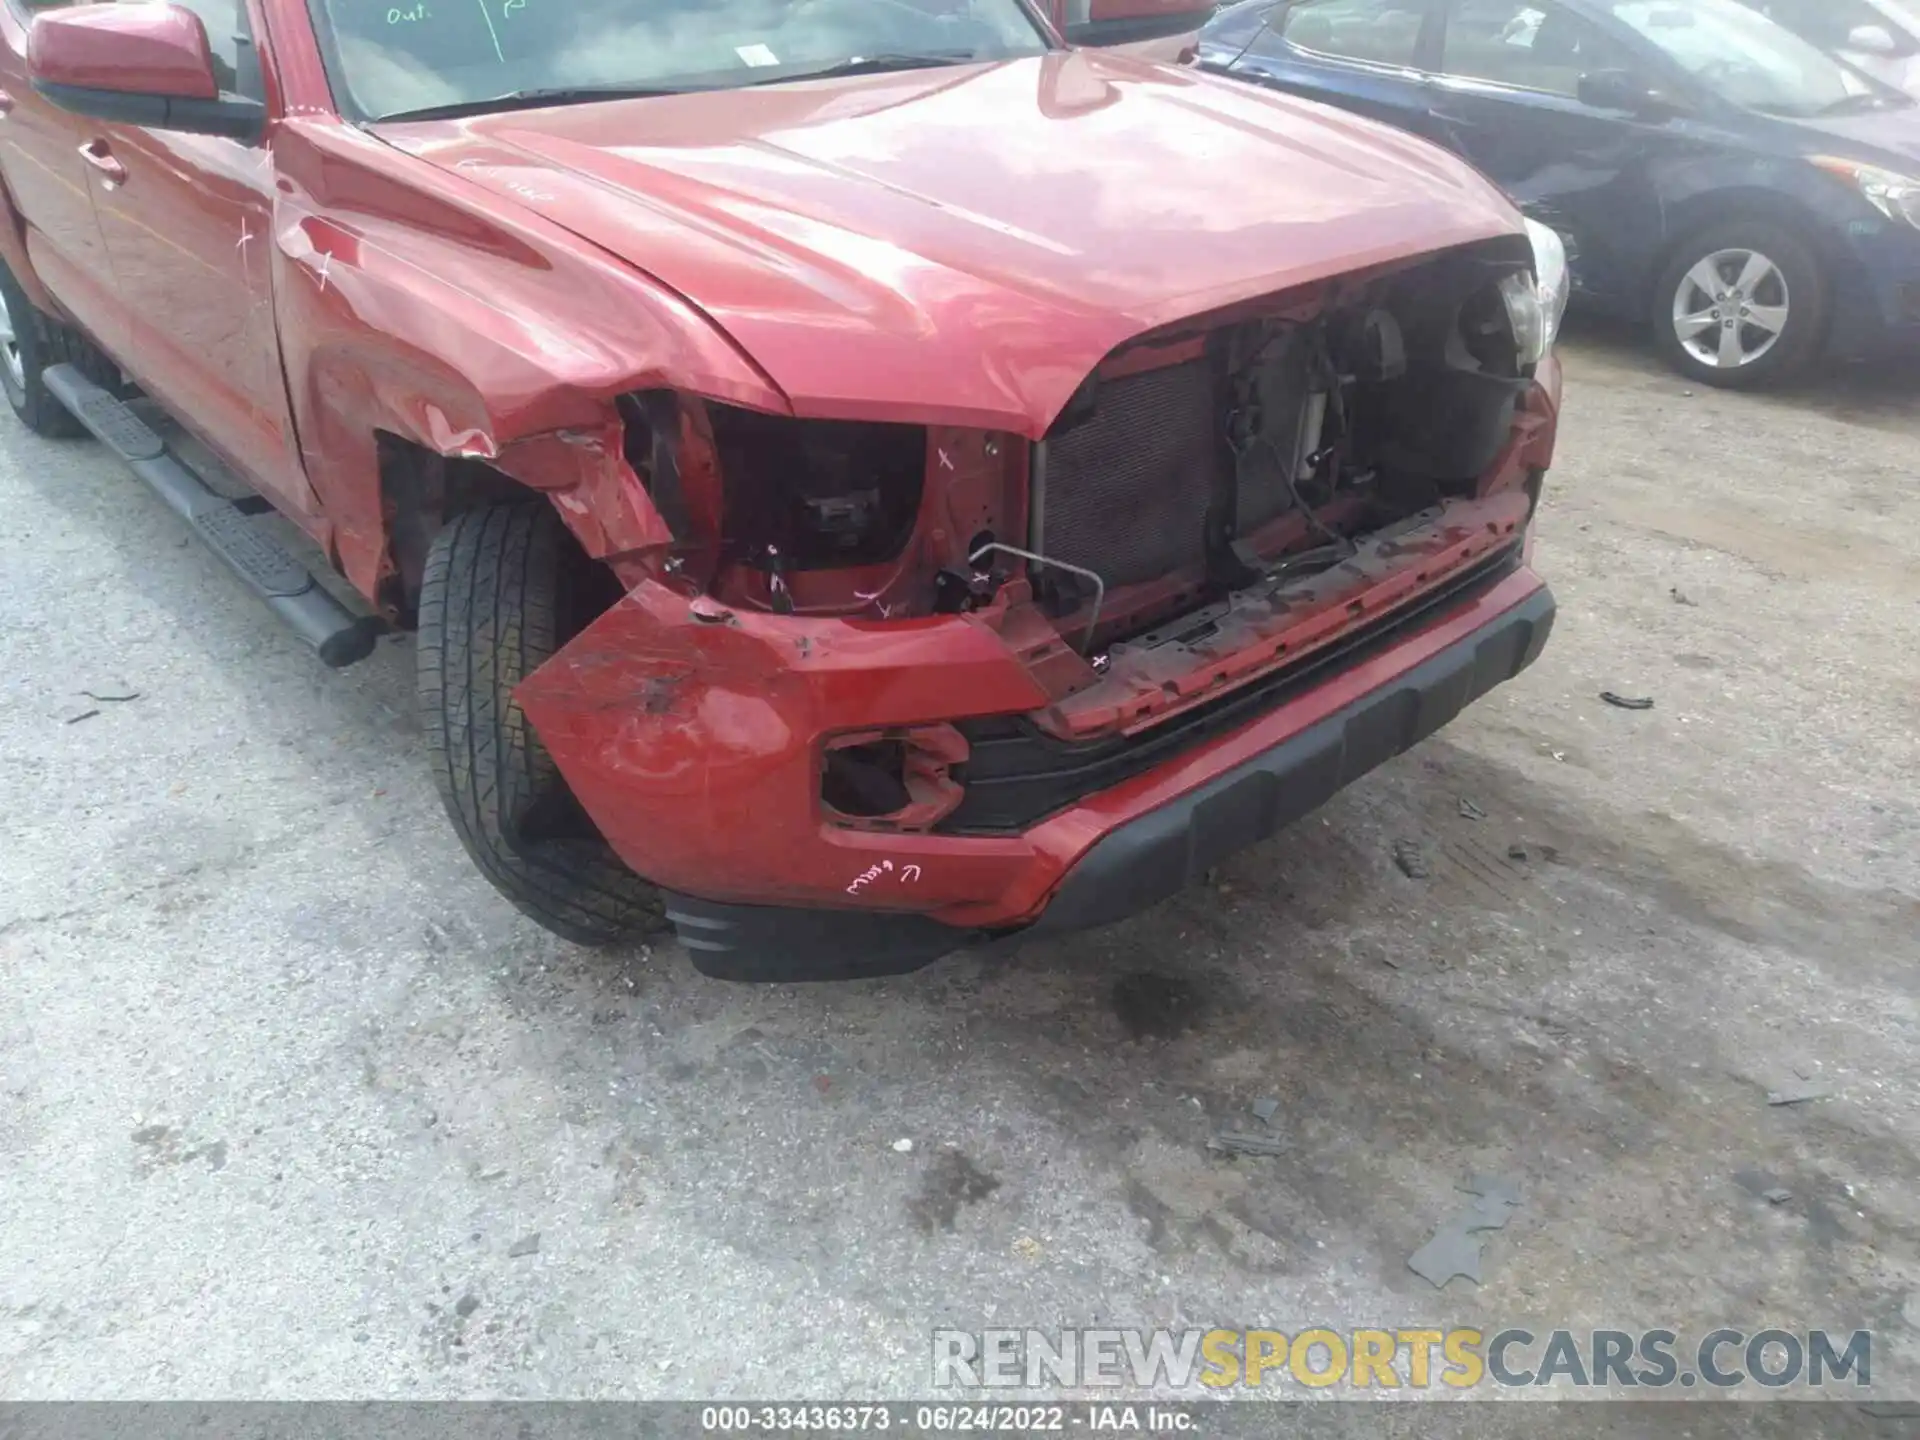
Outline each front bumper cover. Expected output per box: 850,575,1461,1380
660,581,1555,981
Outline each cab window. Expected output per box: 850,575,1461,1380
1442,0,1639,94
1276,0,1431,67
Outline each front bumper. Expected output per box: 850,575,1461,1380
1828,215,1920,360
522,557,1555,981
1025,581,1554,937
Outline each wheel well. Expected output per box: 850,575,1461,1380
377,431,546,628
1644,189,1828,314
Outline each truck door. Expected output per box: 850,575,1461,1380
82,0,314,516
0,1,125,356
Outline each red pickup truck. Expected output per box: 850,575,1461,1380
1043,0,1214,45
0,0,1565,979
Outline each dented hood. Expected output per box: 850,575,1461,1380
379,51,1519,434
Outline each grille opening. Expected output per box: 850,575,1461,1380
1026,237,1535,648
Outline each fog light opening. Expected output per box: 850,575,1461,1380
821,725,969,830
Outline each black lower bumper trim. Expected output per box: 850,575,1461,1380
1027,584,1555,935
665,893,979,983
665,583,1555,980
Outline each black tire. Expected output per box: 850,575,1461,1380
0,262,86,438
417,502,667,945
1650,219,1826,390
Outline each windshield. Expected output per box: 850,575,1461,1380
1607,0,1899,113
311,0,1053,121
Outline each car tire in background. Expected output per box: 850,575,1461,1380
0,262,88,438
1651,219,1827,389
417,501,668,946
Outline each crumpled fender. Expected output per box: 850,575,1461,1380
267,120,788,599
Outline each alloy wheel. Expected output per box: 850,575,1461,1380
1671,247,1790,371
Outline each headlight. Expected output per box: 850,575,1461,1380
1812,157,1920,229
1498,219,1570,365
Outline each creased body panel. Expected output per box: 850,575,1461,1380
264,120,790,595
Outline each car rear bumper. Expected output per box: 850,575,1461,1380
634,567,1554,980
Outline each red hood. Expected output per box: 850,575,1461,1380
379,51,1519,434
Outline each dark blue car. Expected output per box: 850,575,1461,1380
1197,0,1920,385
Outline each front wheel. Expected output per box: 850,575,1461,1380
1651,220,1826,389
0,262,85,438
417,502,667,946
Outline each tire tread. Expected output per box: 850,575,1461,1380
418,503,665,945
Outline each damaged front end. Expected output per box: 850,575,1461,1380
517,229,1565,968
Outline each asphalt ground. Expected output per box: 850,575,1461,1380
1,322,1915,1427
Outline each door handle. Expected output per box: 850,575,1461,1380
79,140,126,188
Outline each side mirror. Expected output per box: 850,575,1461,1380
1846,22,1900,53
28,3,263,142
1577,66,1676,116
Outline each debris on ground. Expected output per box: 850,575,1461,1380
1407,1174,1524,1290
508,1232,541,1258
1767,1083,1830,1106
1457,798,1487,821
82,689,141,703
1671,586,1698,606
63,709,101,726
1012,1236,1043,1260
892,1138,914,1153
1207,1131,1289,1158
1762,1187,1792,1205
1251,1097,1279,1126
1392,839,1430,879
1600,692,1655,710
1507,844,1529,862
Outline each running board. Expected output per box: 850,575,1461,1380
43,364,382,668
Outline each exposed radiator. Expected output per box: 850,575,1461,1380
1036,358,1218,589
1035,336,1319,594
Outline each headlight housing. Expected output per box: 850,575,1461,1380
1812,157,1920,229
1498,219,1571,365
